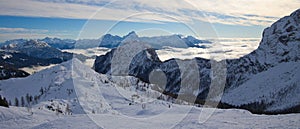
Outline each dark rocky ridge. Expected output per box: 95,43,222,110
0,51,63,69
0,65,29,80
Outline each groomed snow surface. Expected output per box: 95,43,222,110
1,106,300,129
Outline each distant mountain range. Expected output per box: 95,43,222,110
0,40,87,80
0,31,212,80
1,32,211,49
0,32,211,80
1,40,74,60
95,31,211,49
94,9,300,114
0,38,76,50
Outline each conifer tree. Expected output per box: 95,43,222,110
14,97,19,106
0,96,9,108
21,96,25,107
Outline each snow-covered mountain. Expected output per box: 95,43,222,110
1,58,299,128
223,9,300,89
0,49,70,80
0,50,63,69
219,8,300,113
38,37,76,49
0,40,79,80
222,61,300,114
94,44,211,102
0,39,28,47
0,39,103,81
1,40,74,60
94,9,300,114
0,38,76,50
99,31,211,49
0,58,172,115
99,33,124,48
0,58,117,114
0,32,210,50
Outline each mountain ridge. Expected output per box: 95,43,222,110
1,32,211,49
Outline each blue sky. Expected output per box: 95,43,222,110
0,0,299,42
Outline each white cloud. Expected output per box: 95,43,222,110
156,38,261,61
0,27,72,42
0,33,48,42
0,0,299,26
0,27,48,33
0,27,48,41
186,0,300,26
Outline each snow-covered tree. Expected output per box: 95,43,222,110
65,104,71,115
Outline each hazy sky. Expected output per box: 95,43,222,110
0,0,299,41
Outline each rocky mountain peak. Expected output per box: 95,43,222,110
122,31,139,43
24,40,50,48
126,31,138,37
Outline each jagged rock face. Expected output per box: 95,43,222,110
94,42,162,83
225,58,267,89
99,34,123,48
225,9,300,89
218,9,300,114
128,48,161,82
122,31,139,43
155,59,181,94
255,9,300,65
94,49,115,74
94,42,213,99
